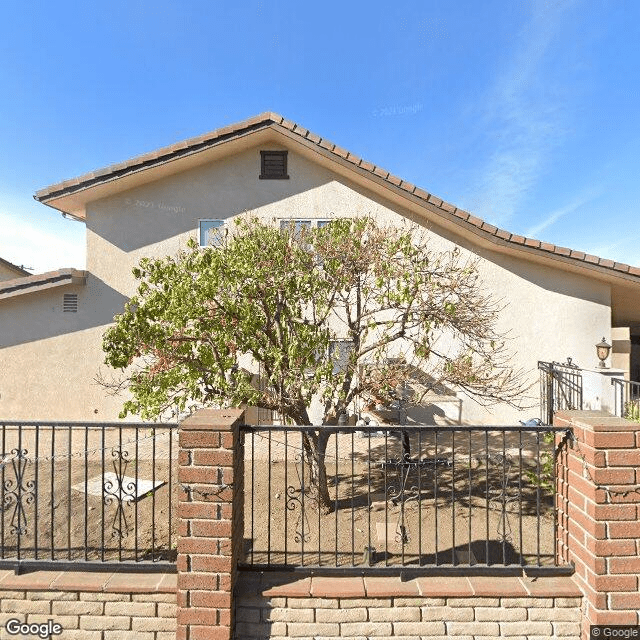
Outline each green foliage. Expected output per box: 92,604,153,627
624,400,640,423
103,218,335,421
526,431,555,491
103,216,525,425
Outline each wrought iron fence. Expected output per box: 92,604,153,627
240,424,573,575
538,360,583,425
611,378,640,420
0,421,178,572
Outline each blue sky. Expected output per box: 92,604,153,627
1,0,639,272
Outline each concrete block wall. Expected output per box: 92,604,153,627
234,573,582,639
171,406,640,640
0,569,176,640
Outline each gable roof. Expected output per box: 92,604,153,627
0,257,30,278
35,112,640,285
0,269,87,301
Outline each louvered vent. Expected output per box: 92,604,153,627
63,293,78,312
260,150,289,179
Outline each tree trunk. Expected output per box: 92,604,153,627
301,430,333,514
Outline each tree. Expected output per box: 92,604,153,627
102,216,528,511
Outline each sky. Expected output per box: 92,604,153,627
1,0,639,273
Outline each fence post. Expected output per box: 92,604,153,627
554,410,640,639
176,408,244,640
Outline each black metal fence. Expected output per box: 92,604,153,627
0,421,178,572
240,424,573,575
538,360,583,425
611,378,640,420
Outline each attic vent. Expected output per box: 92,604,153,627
260,150,289,180
63,293,78,312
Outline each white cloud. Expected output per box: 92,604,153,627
524,189,600,238
0,210,85,274
469,0,580,226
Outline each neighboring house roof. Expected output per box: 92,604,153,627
0,257,30,278
0,269,87,301
34,112,640,286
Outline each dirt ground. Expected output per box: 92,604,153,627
0,426,556,569
242,429,556,568
0,426,178,563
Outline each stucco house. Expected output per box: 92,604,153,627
1,112,639,423
0,257,30,282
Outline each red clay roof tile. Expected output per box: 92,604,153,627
318,138,335,151
34,111,640,282
467,215,484,227
305,131,321,144
440,201,456,213
332,145,349,159
372,166,389,178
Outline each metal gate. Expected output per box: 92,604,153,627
538,359,583,425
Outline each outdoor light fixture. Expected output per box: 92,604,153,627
596,337,611,368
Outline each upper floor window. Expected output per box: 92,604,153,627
279,219,332,243
199,219,225,247
260,150,289,180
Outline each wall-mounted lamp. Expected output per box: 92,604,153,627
596,337,611,369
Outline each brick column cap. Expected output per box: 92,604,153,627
180,408,244,431
555,410,636,432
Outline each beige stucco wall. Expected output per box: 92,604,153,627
0,143,612,423
0,262,25,281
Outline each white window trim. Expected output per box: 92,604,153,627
279,218,333,230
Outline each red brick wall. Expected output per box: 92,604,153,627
177,409,244,640
555,410,640,638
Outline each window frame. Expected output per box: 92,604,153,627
279,219,332,231
198,219,225,248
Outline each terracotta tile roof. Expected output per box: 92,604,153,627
0,269,87,300
35,112,640,281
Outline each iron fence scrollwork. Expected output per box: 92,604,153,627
0,421,178,572
2,449,36,536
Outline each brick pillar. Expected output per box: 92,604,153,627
554,410,640,638
176,408,244,640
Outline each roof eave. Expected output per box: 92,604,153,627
0,270,87,301
33,112,640,285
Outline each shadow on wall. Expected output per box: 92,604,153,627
0,273,129,348
88,148,344,254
